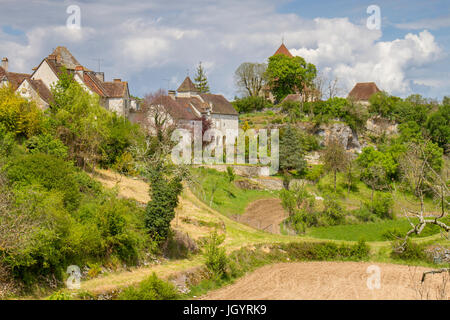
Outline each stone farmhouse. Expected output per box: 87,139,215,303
347,82,381,105
1,47,136,116
130,76,238,134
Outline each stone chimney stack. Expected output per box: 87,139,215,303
75,65,84,77
114,78,121,83
1,57,8,72
168,90,176,100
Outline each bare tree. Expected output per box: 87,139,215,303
234,62,267,97
313,72,343,100
396,142,449,277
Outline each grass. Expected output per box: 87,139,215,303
307,218,448,242
189,167,277,217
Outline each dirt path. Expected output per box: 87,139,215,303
202,262,449,300
237,198,287,234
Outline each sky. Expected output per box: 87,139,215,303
0,0,449,100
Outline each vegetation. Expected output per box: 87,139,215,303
194,61,210,93
265,54,317,102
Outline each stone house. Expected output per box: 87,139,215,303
3,46,135,116
130,76,238,135
347,82,381,105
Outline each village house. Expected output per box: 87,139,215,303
347,82,381,105
2,46,136,116
130,76,238,135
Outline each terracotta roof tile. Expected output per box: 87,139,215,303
0,67,31,90
347,82,381,101
273,43,293,57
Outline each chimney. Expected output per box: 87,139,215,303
168,90,176,100
1,57,8,72
48,54,56,62
94,72,104,82
113,78,121,83
75,65,84,77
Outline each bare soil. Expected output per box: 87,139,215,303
202,262,450,300
237,198,287,234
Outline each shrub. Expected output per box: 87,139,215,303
391,239,427,261
304,165,324,182
232,96,272,113
204,231,228,279
118,273,179,300
322,195,345,225
364,192,394,220
25,134,68,159
226,166,235,182
0,86,42,138
4,153,81,209
145,166,183,240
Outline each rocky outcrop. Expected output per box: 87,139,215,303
315,122,361,153
366,116,398,136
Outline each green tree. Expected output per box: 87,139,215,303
426,105,450,151
279,125,306,173
194,61,210,93
145,164,183,241
321,137,349,192
265,54,317,102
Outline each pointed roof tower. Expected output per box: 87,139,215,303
177,76,198,93
273,43,293,58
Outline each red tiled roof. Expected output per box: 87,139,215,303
273,43,293,57
347,82,381,101
0,66,31,90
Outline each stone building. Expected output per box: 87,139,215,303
347,82,381,105
130,76,238,134
2,47,136,116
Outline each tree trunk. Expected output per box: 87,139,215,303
334,170,337,193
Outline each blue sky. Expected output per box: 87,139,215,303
0,0,449,100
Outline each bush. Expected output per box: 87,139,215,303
4,153,81,209
322,195,345,225
391,239,427,261
25,134,68,159
0,86,42,138
232,96,272,113
304,165,324,182
204,231,228,279
119,273,179,300
364,192,394,219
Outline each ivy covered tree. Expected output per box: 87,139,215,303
265,54,316,102
145,163,183,241
194,61,210,93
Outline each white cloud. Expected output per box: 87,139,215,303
0,0,447,99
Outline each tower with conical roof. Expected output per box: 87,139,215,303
177,76,199,98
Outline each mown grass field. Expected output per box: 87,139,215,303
306,218,448,241
189,167,277,217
